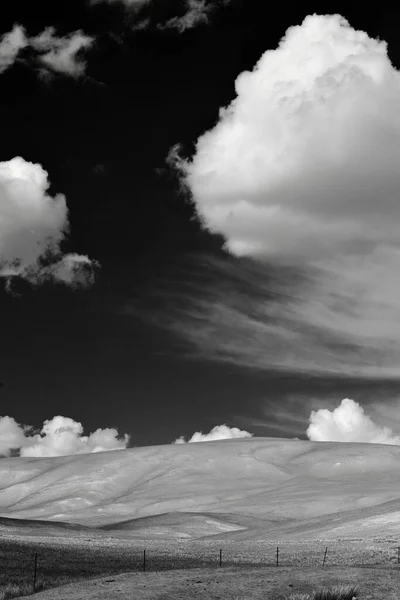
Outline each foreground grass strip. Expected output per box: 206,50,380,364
0,577,87,600
289,585,359,600
0,582,35,600
313,585,359,600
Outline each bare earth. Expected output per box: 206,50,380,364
18,566,400,600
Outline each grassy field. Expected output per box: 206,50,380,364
1,532,400,598
7,563,400,600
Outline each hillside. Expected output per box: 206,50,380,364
1,437,399,540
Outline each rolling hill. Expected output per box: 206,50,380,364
1,437,400,540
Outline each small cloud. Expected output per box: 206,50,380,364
131,18,151,32
0,416,27,456
307,398,400,445
44,254,99,289
0,25,27,74
30,28,94,78
92,163,106,175
0,24,94,78
158,0,213,33
0,156,98,289
174,423,253,443
0,415,129,457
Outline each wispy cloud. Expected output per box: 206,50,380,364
0,25,26,74
157,0,214,33
89,0,228,33
0,156,98,290
174,423,253,443
168,14,400,379
0,415,129,457
31,27,94,78
307,398,400,445
0,25,94,78
88,0,150,6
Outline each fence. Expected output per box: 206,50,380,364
1,537,400,595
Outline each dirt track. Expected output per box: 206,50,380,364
19,565,400,599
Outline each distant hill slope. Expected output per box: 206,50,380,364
0,515,94,537
1,437,400,540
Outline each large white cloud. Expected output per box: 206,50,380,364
169,14,400,378
0,156,97,289
307,398,400,445
0,415,129,457
174,423,253,443
0,25,94,78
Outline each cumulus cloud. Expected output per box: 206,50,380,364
307,398,400,445
0,156,98,289
0,25,94,78
168,14,400,378
174,424,253,443
0,416,27,456
0,415,129,457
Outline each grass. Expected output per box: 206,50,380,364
0,573,94,600
0,578,361,600
313,586,359,600
289,585,359,600
0,583,33,600
0,539,134,599
0,580,68,600
0,534,396,599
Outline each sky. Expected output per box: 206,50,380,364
2,3,400,457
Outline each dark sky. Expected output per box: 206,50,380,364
1,2,400,449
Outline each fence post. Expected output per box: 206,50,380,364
143,549,146,573
322,547,328,566
276,546,279,567
219,549,222,567
33,553,38,593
